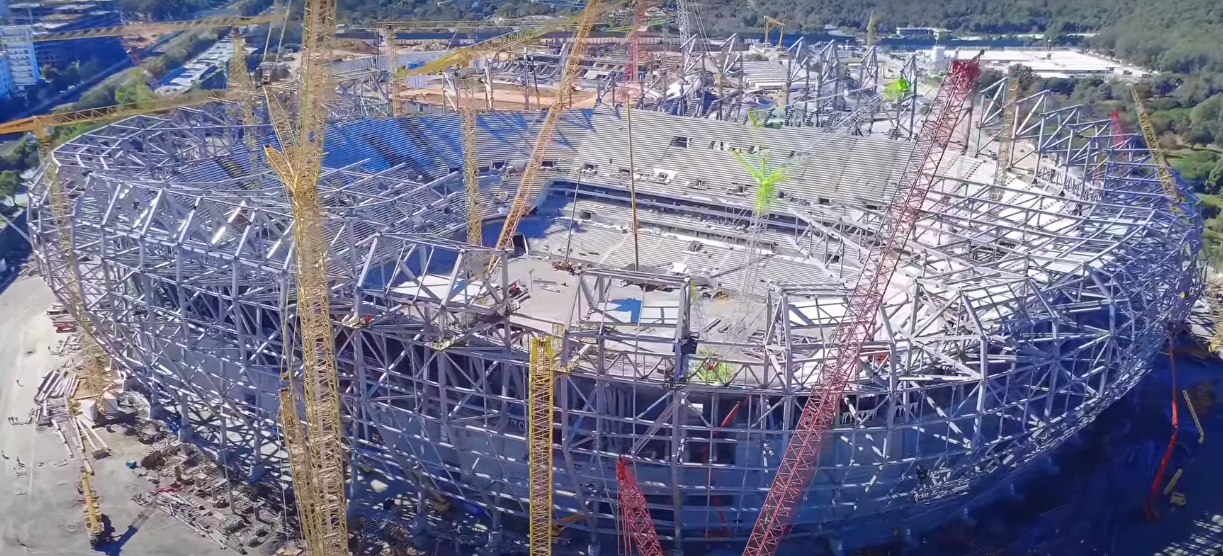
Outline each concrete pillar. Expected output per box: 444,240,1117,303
479,529,502,556
246,463,266,484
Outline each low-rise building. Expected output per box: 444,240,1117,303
895,26,949,40
0,24,39,89
10,0,124,69
948,48,1153,79
0,53,13,99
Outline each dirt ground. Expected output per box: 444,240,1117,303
0,276,229,556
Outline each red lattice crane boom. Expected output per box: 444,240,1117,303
1110,109,1127,148
626,0,650,85
740,53,983,556
617,457,665,556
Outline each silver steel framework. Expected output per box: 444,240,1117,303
26,81,1202,553
490,41,917,137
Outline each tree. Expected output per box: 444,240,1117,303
0,171,21,205
1185,124,1215,146
1205,161,1223,195
114,79,158,108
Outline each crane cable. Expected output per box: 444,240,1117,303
1144,329,1180,521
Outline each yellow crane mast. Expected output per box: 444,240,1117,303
259,0,350,553
386,2,629,116
478,2,603,553
390,24,562,116
458,76,484,248
1132,88,1186,211
81,467,103,544
763,16,785,47
228,32,262,187
492,0,604,256
528,336,556,556
33,10,283,42
866,11,881,47
991,77,1019,201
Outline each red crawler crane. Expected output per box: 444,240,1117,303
618,456,666,556
1095,109,1128,182
1110,109,1128,148
740,53,984,556
626,0,650,86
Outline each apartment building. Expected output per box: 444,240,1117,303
0,24,39,90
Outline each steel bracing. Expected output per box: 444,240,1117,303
25,85,1202,553
491,40,916,137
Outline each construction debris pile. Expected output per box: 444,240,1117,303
130,438,299,555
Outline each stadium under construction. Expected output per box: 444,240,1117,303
25,36,1203,555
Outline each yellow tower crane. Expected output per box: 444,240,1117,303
386,2,629,115
0,90,246,550
477,1,603,554
1132,88,1185,211
528,335,556,556
31,10,283,42
0,9,282,412
259,0,351,553
866,11,881,47
228,32,263,187
763,16,785,48
457,72,484,249
389,23,565,116
491,0,604,258
0,90,234,409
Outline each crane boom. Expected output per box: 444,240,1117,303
866,11,881,47
396,1,627,79
460,94,483,247
260,0,350,553
278,388,319,539
617,457,665,556
492,0,604,254
0,90,233,135
32,10,282,42
23,90,238,412
400,18,576,79
740,53,982,556
228,32,261,186
627,0,650,86
1110,110,1127,148
391,18,561,115
1132,89,1185,210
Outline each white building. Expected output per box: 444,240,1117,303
949,49,1152,79
0,52,13,99
0,25,38,90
